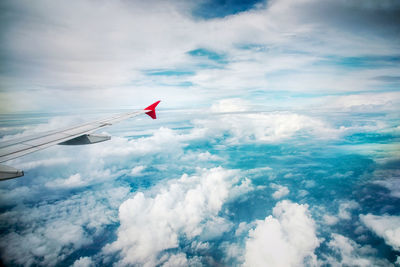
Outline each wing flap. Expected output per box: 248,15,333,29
0,164,24,180
23,133,71,146
59,134,111,145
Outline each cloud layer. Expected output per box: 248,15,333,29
1,0,399,111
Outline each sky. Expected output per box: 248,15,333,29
0,0,399,112
0,0,400,266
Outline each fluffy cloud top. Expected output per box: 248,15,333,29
103,167,253,266
244,200,320,267
270,183,290,199
193,110,345,144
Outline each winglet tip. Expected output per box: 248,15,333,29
144,100,161,119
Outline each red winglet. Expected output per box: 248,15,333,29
144,100,161,119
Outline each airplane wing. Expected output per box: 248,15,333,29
0,101,160,180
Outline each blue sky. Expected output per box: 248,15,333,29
0,0,400,266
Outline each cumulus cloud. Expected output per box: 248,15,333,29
270,183,290,199
360,214,400,251
325,233,391,266
192,110,345,144
244,200,320,267
103,167,253,266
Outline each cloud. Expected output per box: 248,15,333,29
161,253,188,267
323,214,339,226
210,98,251,113
0,222,91,266
0,186,130,266
72,257,94,267
2,122,190,189
319,92,400,112
1,102,360,192
373,178,400,198
130,165,145,176
338,200,359,220
45,173,87,188
244,200,320,267
192,109,345,144
270,183,290,199
103,167,254,266
325,233,391,266
1,0,399,112
180,151,223,162
360,214,400,251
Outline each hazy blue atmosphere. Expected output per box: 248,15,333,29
1,0,400,266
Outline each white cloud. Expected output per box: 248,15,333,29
45,173,86,188
130,165,145,176
235,222,255,237
0,186,130,266
360,214,400,251
323,214,339,226
244,200,320,267
0,221,92,266
210,98,250,113
0,186,30,205
103,167,253,266
373,178,400,198
3,122,190,189
223,242,245,264
2,0,399,112
181,151,222,162
192,110,345,144
320,92,400,112
1,103,356,192
72,257,94,267
270,183,290,199
161,253,188,267
338,200,359,220
325,233,391,266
